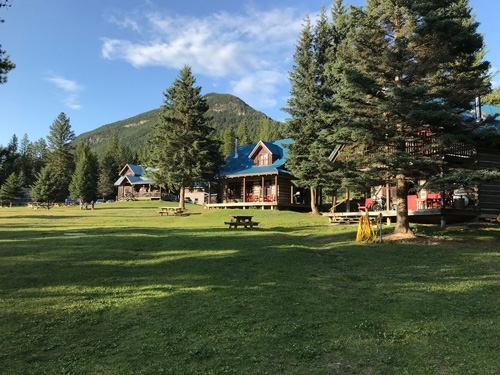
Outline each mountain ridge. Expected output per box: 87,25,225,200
73,93,282,157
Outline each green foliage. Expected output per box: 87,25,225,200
482,88,500,106
46,112,75,200
147,66,223,207
0,1,15,84
283,7,346,213
0,44,14,84
0,134,19,186
0,172,24,204
30,166,60,204
69,143,99,202
235,119,251,145
256,117,283,142
221,126,236,157
328,0,492,232
73,93,281,159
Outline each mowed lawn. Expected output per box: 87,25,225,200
1,202,500,375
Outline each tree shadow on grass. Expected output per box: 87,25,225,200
2,225,500,374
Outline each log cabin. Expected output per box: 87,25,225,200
206,138,308,210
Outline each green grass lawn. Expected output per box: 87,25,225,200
1,202,500,374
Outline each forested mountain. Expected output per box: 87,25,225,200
73,93,282,157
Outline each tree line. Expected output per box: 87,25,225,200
0,113,136,206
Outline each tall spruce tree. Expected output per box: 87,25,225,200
330,0,491,233
222,126,236,157
147,66,223,208
97,131,125,199
69,143,99,203
46,112,75,201
284,8,338,214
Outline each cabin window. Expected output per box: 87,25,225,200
258,153,269,166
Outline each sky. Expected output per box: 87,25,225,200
1,0,499,147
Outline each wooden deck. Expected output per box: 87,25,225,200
324,208,480,225
205,201,278,210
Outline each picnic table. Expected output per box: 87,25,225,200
224,215,259,229
158,207,184,216
29,202,50,210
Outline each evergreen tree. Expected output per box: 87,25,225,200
482,88,500,106
70,143,99,203
222,126,236,157
283,8,338,214
0,1,15,84
31,166,60,206
0,172,24,206
330,0,491,233
147,65,223,208
0,134,19,186
17,134,34,186
236,119,251,145
28,138,48,184
97,131,125,199
46,112,75,201
256,118,282,142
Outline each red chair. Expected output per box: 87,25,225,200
264,194,274,202
358,198,373,212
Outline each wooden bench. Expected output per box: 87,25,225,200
224,220,259,229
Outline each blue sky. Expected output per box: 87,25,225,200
1,0,499,147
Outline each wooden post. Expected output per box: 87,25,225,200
346,188,350,212
386,182,391,210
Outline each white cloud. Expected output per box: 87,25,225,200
100,6,304,111
108,15,141,33
46,75,84,110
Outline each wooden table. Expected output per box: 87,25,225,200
224,215,259,229
158,207,184,216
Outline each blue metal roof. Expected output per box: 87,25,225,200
219,138,293,178
114,167,154,186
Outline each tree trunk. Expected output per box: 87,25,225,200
178,187,185,210
310,187,318,214
394,174,410,234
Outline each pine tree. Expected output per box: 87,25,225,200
482,88,500,106
31,166,60,206
46,112,75,201
0,1,15,84
147,66,223,208
236,119,251,145
331,0,491,233
0,134,19,186
256,118,282,142
69,143,99,203
222,126,236,157
0,172,24,206
98,131,124,198
27,138,48,184
283,8,339,214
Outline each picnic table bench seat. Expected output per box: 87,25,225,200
158,207,184,216
224,220,259,229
